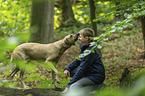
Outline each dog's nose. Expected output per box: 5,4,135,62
74,33,80,41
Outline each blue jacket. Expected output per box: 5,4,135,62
64,41,105,88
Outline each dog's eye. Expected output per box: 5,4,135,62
70,35,73,38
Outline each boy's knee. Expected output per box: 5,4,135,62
69,83,80,90
69,84,76,89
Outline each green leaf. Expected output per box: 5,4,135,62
97,44,102,49
117,27,123,33
110,29,116,33
91,48,95,53
141,10,145,15
103,38,109,41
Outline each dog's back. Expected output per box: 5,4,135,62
11,43,50,61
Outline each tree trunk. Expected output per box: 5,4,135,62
88,0,102,56
60,0,76,27
29,0,54,43
88,0,98,36
120,68,132,88
141,16,145,58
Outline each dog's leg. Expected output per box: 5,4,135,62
45,57,61,87
51,70,56,87
19,62,30,89
51,70,61,87
20,68,29,89
49,62,60,84
7,67,20,79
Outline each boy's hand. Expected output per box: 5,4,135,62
64,70,70,79
62,87,68,93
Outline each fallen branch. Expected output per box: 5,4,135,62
0,87,63,96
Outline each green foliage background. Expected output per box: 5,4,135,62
0,0,31,36
0,0,145,96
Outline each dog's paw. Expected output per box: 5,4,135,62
6,75,12,80
24,85,30,89
56,78,61,84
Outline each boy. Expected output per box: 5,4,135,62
62,28,105,94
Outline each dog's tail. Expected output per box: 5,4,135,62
10,54,13,63
10,51,20,63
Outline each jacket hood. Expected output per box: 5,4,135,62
79,40,94,51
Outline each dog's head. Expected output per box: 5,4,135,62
63,34,79,47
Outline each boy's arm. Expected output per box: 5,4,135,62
64,59,81,72
66,52,95,88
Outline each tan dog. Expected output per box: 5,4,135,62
8,34,78,88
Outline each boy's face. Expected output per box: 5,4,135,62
78,31,89,44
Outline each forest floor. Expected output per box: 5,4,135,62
0,26,145,96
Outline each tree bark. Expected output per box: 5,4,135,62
29,0,54,43
120,68,132,88
88,0,98,36
141,16,145,58
88,0,102,56
60,0,76,27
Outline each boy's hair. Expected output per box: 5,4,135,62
80,28,95,38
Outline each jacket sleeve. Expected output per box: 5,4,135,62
66,52,95,88
64,59,81,72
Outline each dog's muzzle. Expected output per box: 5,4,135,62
75,33,80,41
